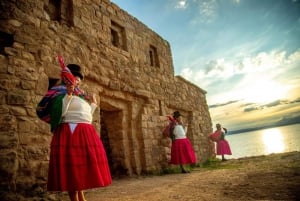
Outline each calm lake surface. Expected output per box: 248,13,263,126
218,123,300,159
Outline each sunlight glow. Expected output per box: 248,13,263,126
241,80,289,104
262,129,285,154
175,0,187,9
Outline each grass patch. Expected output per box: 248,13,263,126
201,158,222,169
200,158,241,170
161,164,197,175
161,166,181,174
160,159,241,175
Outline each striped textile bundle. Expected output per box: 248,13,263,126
36,85,66,123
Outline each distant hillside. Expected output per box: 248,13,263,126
229,115,300,134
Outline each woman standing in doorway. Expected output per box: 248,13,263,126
170,111,197,173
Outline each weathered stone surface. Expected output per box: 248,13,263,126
0,131,18,149
7,91,30,105
0,151,18,191
0,0,214,198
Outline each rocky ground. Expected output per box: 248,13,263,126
4,151,300,201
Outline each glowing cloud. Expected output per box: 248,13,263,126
179,49,300,105
175,0,187,9
238,78,289,104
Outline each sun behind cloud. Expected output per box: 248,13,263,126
175,0,187,9
240,79,289,104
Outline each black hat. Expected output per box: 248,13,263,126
67,64,84,80
173,111,181,118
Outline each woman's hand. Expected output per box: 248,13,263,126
91,93,97,105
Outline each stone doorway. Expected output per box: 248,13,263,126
100,107,128,178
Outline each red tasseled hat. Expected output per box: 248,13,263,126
57,55,76,86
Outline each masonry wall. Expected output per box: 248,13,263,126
0,0,214,197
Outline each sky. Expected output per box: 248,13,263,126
110,0,300,131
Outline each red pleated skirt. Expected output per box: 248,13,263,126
216,139,232,155
47,123,112,191
170,138,197,165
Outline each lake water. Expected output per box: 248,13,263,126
217,123,300,159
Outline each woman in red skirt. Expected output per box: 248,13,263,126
170,111,197,173
210,123,232,161
38,63,111,201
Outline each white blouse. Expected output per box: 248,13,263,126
62,95,97,124
173,124,187,139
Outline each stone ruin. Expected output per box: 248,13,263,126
0,0,214,198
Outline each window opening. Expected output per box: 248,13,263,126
44,0,73,26
0,32,14,55
110,21,127,51
61,0,74,26
149,45,159,67
45,0,61,21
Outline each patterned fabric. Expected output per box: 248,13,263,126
36,85,66,124
47,123,112,191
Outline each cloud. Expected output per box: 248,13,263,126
180,49,300,93
210,97,300,130
168,0,219,25
241,98,300,113
209,100,239,108
203,50,291,79
289,96,300,103
243,106,261,112
189,0,218,24
173,0,241,24
197,0,218,23
264,100,282,108
181,51,287,104
243,100,282,112
192,50,287,80
175,0,187,9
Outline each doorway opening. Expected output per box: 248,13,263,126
100,108,128,178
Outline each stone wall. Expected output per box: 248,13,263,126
0,0,214,197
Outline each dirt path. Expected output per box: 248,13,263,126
79,151,300,201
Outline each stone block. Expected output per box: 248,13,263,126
0,151,18,181
7,92,30,105
0,131,18,149
0,115,17,131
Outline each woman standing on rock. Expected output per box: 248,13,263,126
210,123,232,161
37,58,112,201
